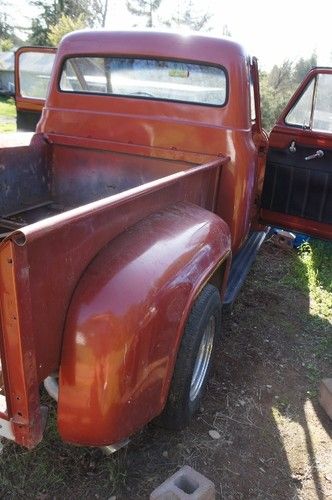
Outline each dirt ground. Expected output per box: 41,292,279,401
0,240,331,499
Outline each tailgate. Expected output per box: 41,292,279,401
0,240,45,448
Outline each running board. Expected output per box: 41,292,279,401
223,228,269,307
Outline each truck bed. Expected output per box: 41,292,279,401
0,139,195,239
0,136,227,447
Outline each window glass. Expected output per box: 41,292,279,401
250,72,256,122
285,79,315,128
60,57,227,106
312,73,332,132
19,52,55,99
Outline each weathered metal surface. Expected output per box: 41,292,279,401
38,31,258,253
0,135,49,217
58,202,230,446
0,152,228,447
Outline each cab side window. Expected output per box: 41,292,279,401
312,74,332,132
250,72,256,123
285,73,332,133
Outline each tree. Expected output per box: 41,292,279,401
163,0,211,31
0,5,14,50
126,0,162,28
48,13,87,46
0,12,13,40
0,4,23,50
29,0,109,45
293,53,317,85
260,54,319,132
0,38,13,51
90,0,109,28
29,2,59,45
260,62,295,133
222,24,231,37
260,70,284,132
268,60,293,93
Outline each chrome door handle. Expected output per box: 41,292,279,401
305,150,324,161
289,140,296,153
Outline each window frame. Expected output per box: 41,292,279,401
18,50,56,100
57,54,229,108
284,73,332,134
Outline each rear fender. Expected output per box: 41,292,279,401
58,202,231,446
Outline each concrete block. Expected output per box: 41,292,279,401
319,378,332,420
150,465,215,500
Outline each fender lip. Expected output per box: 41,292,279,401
58,202,231,446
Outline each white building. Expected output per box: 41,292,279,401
0,52,14,93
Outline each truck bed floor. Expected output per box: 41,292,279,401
0,202,68,239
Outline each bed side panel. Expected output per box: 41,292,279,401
58,203,231,446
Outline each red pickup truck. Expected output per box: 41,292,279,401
0,30,331,451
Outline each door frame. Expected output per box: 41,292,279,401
15,46,56,130
260,67,332,240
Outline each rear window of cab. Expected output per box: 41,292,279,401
59,56,227,106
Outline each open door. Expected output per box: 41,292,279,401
260,68,332,240
15,47,56,131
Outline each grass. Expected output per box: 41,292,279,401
281,239,332,391
0,122,16,133
286,241,332,320
283,240,332,337
0,239,330,498
0,96,16,133
0,96,15,118
0,400,127,498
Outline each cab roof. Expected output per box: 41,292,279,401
57,29,248,67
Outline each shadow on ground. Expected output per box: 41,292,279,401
0,240,331,499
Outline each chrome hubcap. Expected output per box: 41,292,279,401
189,315,216,402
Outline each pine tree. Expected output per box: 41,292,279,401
293,53,317,85
0,4,21,50
163,0,211,32
0,12,13,40
126,0,162,28
29,0,109,45
222,24,231,37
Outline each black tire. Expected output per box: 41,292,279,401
158,284,222,430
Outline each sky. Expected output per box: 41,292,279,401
8,0,332,70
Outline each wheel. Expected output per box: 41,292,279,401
159,284,222,429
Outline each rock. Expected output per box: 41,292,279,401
208,430,221,440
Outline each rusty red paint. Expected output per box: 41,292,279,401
58,203,230,445
0,149,229,447
0,31,329,449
